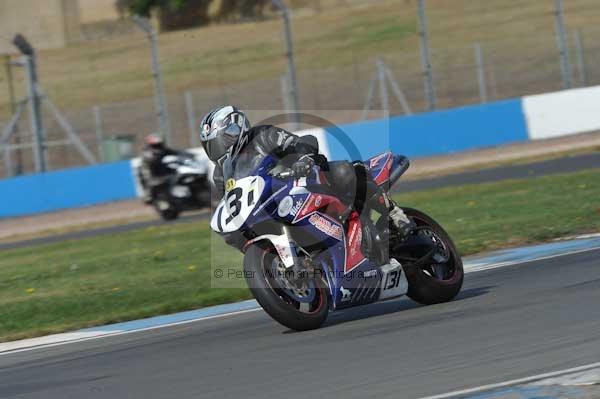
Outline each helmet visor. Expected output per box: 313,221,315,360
204,132,239,162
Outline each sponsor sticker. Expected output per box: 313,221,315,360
340,286,351,302
225,178,236,192
309,213,343,241
363,269,378,278
369,153,388,169
289,199,304,216
315,195,323,207
277,196,294,217
348,222,362,258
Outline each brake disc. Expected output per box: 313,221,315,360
273,258,316,303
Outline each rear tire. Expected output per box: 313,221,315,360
244,244,330,331
159,209,179,221
401,208,463,305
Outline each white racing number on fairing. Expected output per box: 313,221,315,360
211,176,266,233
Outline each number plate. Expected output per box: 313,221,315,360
211,176,265,233
379,259,408,300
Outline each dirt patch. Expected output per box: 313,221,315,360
0,200,154,242
406,131,600,179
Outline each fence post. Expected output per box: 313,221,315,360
4,145,13,177
12,34,47,172
417,0,436,111
474,43,488,104
23,53,47,173
573,29,588,87
5,55,22,175
133,16,172,145
185,91,198,147
93,106,105,162
377,59,389,118
272,0,300,130
280,73,293,123
553,0,572,89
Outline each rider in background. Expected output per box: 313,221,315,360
139,133,179,203
199,106,413,242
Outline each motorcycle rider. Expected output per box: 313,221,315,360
139,133,179,203
199,106,413,240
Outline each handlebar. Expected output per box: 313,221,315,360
274,170,296,179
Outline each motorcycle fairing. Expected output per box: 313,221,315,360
212,152,412,310
366,151,408,187
210,175,267,234
245,233,296,268
367,152,393,186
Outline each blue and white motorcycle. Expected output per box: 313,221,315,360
211,151,463,331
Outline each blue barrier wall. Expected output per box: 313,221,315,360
0,161,137,218
326,99,529,160
0,98,532,219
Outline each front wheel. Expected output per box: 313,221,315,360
153,196,180,221
244,244,330,331
399,208,464,305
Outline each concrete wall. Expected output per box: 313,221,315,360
326,99,529,161
0,160,136,218
0,0,81,54
523,85,600,140
78,0,121,24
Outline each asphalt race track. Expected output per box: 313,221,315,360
1,249,599,399
2,152,600,251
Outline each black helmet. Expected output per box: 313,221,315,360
200,105,251,163
144,133,165,149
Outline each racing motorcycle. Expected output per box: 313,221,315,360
151,153,211,220
211,151,463,331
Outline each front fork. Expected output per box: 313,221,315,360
245,226,337,298
245,228,297,269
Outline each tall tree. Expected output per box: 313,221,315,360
115,0,189,17
115,0,212,30
217,0,272,21
115,0,274,30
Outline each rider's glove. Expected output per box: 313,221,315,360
291,155,315,177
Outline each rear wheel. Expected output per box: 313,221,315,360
395,208,463,305
244,244,330,331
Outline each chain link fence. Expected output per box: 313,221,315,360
2,3,600,176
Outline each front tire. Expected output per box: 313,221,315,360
399,208,464,305
153,197,180,221
244,244,330,331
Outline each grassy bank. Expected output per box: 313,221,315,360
2,0,600,114
1,169,599,341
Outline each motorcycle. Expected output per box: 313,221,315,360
211,151,463,331
151,153,212,220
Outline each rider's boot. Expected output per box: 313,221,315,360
352,162,415,238
388,199,414,238
376,191,415,238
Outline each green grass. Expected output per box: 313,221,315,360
1,169,599,342
396,169,600,254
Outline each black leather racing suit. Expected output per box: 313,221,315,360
213,125,397,249
212,125,355,199
139,146,180,201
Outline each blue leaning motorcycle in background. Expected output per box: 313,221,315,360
211,151,464,330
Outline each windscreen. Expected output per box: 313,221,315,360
222,147,269,181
